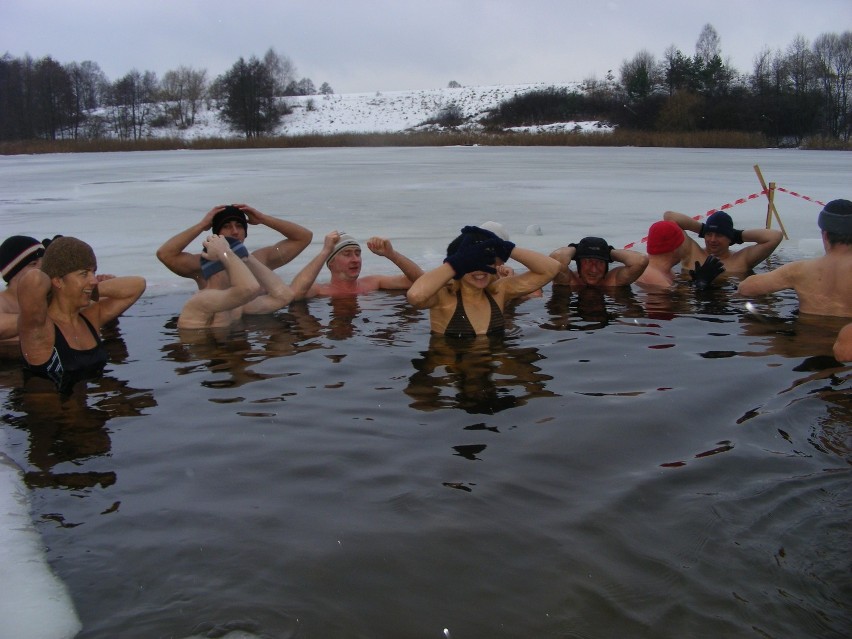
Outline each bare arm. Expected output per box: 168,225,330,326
178,239,261,326
407,263,456,309
367,237,424,290
82,276,147,329
16,269,54,364
156,206,223,280
737,262,797,297
493,247,561,300
732,228,783,270
241,255,295,314
237,204,313,269
289,231,339,300
609,248,649,286
549,245,580,286
663,210,702,234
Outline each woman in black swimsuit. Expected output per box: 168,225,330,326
407,226,560,338
17,237,146,391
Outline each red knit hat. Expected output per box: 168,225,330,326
647,221,684,255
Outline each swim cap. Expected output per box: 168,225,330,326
702,211,736,241
41,237,97,279
200,237,249,279
573,237,612,262
646,221,685,255
211,206,248,236
0,235,45,283
817,199,852,235
326,233,360,267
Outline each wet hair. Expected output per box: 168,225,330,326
40,236,97,279
818,199,852,245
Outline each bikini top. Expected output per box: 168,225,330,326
444,289,505,339
24,314,109,391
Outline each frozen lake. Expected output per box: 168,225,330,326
0,146,850,639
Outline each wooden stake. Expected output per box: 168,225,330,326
753,165,789,239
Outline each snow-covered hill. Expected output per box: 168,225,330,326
153,82,614,139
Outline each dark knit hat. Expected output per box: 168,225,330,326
702,211,736,241
0,235,45,283
818,199,852,235
211,206,248,235
41,237,97,279
573,237,613,263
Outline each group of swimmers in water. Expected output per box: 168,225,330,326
1,197,850,391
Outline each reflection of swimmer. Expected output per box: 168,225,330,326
544,286,645,331
405,334,556,413
3,365,155,490
407,225,559,337
18,237,146,392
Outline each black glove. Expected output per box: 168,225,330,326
689,255,725,291
444,235,498,279
460,225,515,262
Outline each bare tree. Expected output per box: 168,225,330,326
161,66,207,128
262,48,296,96
696,23,721,65
620,50,658,101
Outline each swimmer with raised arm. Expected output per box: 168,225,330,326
157,204,312,290
664,209,783,275
290,231,423,299
407,225,560,337
178,235,295,329
550,236,648,288
738,199,852,317
17,237,146,390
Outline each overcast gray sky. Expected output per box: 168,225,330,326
2,0,850,93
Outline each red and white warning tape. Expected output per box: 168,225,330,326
622,186,825,249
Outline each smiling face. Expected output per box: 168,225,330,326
56,266,98,308
703,232,731,257
577,258,607,285
328,246,363,281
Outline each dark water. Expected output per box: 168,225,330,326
1,274,850,639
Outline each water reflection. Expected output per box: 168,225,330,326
405,334,556,413
1,338,156,493
543,286,645,331
163,310,323,389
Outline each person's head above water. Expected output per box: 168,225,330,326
0,235,45,283
211,206,249,238
326,233,361,268
646,221,685,255
818,198,852,244
572,237,613,285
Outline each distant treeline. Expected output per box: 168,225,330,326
1,25,849,146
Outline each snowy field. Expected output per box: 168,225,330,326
150,82,614,139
